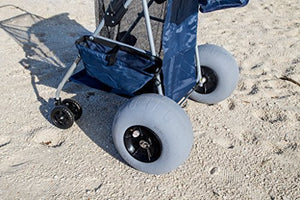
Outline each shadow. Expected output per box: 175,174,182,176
0,4,126,163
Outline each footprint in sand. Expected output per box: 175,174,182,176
253,108,287,124
238,79,261,97
212,135,234,149
27,127,65,147
241,131,259,145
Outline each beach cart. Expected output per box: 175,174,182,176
50,0,249,174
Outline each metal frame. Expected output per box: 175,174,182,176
54,0,200,103
141,0,163,95
195,4,203,85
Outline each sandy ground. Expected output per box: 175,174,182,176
0,0,299,199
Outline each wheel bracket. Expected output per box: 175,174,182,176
54,98,62,106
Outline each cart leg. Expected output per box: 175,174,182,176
195,45,203,84
92,19,105,37
54,56,81,102
141,0,164,95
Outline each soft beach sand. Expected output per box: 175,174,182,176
0,0,299,199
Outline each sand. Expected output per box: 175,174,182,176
0,0,299,199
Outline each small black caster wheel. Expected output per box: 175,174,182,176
51,105,74,129
62,98,82,120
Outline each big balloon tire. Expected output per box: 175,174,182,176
190,44,239,104
112,94,193,174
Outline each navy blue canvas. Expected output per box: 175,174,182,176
70,69,113,92
76,40,155,96
70,69,132,97
162,0,199,102
199,0,249,13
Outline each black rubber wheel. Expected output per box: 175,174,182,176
195,66,218,94
51,105,75,129
62,99,82,120
124,125,162,163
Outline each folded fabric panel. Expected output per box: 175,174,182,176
199,0,249,13
162,0,199,102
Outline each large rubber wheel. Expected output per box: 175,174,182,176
62,98,82,120
190,44,239,104
112,94,193,174
51,105,74,129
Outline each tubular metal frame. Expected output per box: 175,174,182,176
54,0,201,104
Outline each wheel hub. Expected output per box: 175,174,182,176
124,126,162,163
195,66,218,94
54,111,69,125
51,105,74,129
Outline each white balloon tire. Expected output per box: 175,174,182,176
112,94,193,174
190,44,239,104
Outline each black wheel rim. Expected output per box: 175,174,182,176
52,107,73,129
195,66,218,94
124,126,162,163
62,99,82,120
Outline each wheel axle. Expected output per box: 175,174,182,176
124,125,162,163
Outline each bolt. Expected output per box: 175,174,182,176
200,77,207,83
132,130,140,138
199,77,207,87
139,140,150,149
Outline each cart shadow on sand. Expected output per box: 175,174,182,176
0,4,124,162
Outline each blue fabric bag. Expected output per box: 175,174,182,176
75,37,156,96
199,0,249,13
